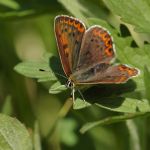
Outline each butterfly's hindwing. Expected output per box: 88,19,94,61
71,64,139,84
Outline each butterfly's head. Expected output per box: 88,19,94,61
65,79,74,89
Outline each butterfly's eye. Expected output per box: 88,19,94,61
66,80,73,88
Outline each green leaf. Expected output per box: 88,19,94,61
58,0,107,23
95,98,150,113
49,81,67,94
58,119,78,146
103,0,150,33
87,17,117,34
0,0,20,10
0,9,35,20
144,66,150,101
14,53,58,82
80,112,150,134
73,98,91,110
14,61,55,80
0,114,32,150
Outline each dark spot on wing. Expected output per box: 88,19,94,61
104,33,109,38
85,51,91,57
75,20,78,24
65,52,69,57
65,17,69,21
105,76,111,79
91,39,94,42
70,19,74,23
58,34,61,38
107,40,112,45
63,44,68,49
108,48,112,52
80,24,83,28
75,40,79,45
72,32,75,37
64,28,67,32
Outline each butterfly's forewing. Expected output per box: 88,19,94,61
75,26,115,71
71,63,139,84
55,15,85,76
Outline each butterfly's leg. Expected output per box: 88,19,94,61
71,83,75,104
77,89,85,102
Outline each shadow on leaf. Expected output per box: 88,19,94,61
82,80,142,110
49,55,67,85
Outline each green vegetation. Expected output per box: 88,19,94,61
0,0,150,149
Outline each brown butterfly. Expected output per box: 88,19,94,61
54,15,140,101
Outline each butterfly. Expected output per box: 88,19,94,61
54,15,140,102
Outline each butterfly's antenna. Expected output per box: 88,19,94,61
39,69,67,79
77,89,85,102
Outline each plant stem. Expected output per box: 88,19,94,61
46,97,73,139
80,111,150,134
58,97,73,118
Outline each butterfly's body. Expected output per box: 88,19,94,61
54,15,139,101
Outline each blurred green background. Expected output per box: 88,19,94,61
1,0,150,150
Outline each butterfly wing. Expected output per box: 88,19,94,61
71,63,139,84
55,15,85,76
75,26,115,71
